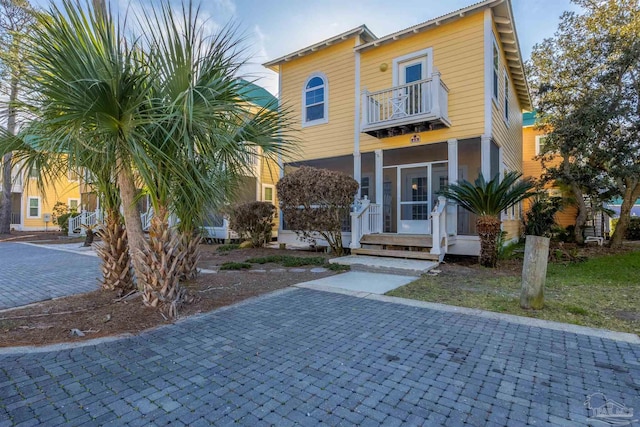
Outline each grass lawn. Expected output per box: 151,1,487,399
387,246,640,335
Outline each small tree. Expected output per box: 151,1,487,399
229,201,275,248
523,193,563,237
440,172,534,268
277,166,359,255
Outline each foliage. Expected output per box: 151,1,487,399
439,172,534,268
245,255,326,267
277,166,358,256
523,193,563,237
217,244,240,252
528,0,640,246
229,202,275,248
611,217,640,240
219,262,251,270
56,212,73,234
51,201,68,225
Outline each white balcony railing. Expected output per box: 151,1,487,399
361,72,450,134
349,197,382,249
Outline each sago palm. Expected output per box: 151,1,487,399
440,171,534,268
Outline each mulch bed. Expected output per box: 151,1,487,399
0,244,337,348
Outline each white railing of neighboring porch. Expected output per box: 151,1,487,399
362,72,449,129
430,196,448,261
68,209,103,236
140,210,152,231
349,196,382,249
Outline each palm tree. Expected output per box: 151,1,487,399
440,171,534,268
18,0,295,316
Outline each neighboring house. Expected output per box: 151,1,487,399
264,0,530,258
521,111,577,228
201,79,281,241
1,162,81,231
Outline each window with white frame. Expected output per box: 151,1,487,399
303,73,328,125
29,165,38,179
262,184,275,203
492,40,499,102
68,198,80,213
503,70,510,124
534,135,548,156
28,197,40,218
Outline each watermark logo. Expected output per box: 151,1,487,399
585,393,637,426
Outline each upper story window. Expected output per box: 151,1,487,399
303,73,328,126
492,40,499,102
535,135,548,156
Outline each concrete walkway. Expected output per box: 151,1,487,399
1,287,638,426
0,242,101,310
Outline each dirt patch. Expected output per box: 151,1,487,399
0,245,338,348
198,244,332,269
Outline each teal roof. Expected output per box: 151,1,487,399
523,111,537,127
238,79,277,111
607,197,640,206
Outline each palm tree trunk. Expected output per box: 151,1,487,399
138,204,192,317
177,230,201,280
477,215,501,268
96,211,133,293
115,155,147,289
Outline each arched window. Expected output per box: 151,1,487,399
303,73,327,125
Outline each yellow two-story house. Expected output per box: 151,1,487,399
3,162,81,232
265,0,530,257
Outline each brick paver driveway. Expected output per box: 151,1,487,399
1,288,639,426
0,242,100,309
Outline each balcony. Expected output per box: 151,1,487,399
361,72,450,138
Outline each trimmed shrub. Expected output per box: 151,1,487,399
277,166,358,256
229,201,275,248
523,193,563,237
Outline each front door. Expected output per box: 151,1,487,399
398,165,429,234
397,162,448,234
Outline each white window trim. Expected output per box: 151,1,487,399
262,184,275,203
301,72,328,127
68,198,80,212
392,47,434,87
503,69,510,126
534,135,548,156
27,196,41,219
492,38,500,105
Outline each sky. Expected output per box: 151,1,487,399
30,0,583,95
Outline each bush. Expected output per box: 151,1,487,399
523,193,563,237
611,217,640,240
219,262,252,270
277,166,359,256
57,212,74,234
229,201,275,248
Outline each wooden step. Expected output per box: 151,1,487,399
352,248,440,261
360,234,433,248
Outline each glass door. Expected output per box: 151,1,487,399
398,165,429,234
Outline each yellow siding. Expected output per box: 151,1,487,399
22,174,80,230
502,219,521,240
491,26,523,174
280,39,357,161
522,126,577,228
359,12,486,152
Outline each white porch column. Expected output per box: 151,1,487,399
481,134,491,179
447,138,458,185
354,152,362,198
447,138,459,236
375,149,383,232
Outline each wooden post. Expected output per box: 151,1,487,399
520,235,550,310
